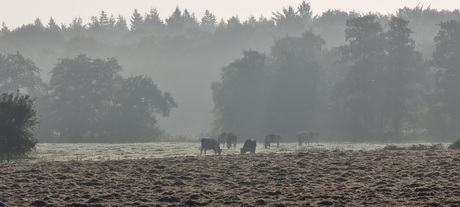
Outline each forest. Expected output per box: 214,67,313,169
1,1,460,143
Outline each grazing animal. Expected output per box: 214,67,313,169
226,133,237,149
200,138,222,155
218,132,231,148
241,139,256,154
297,131,311,145
264,134,281,149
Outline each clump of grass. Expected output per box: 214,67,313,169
407,144,444,150
383,144,403,150
384,144,444,151
295,146,328,152
448,139,460,150
277,146,290,152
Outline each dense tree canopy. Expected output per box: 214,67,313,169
46,55,176,142
1,2,460,143
0,52,44,96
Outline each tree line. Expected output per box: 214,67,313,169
1,2,460,142
0,53,176,142
213,15,460,142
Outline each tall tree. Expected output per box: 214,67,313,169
212,50,268,139
201,10,217,32
265,31,324,138
0,52,44,96
383,16,422,140
104,75,177,142
337,15,386,140
48,55,122,142
144,8,165,33
431,20,460,139
115,15,129,32
47,17,60,31
130,9,143,31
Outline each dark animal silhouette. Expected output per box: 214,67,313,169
200,138,222,155
297,131,311,145
226,133,237,149
218,132,234,148
218,133,227,147
241,139,256,154
264,133,281,149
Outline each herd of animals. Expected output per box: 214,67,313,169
200,131,320,155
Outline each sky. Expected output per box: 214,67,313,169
0,0,459,29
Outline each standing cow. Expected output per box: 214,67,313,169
200,138,222,155
297,131,311,145
218,132,237,149
241,139,256,154
264,134,281,149
226,133,237,149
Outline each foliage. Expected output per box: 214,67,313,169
336,15,386,141
0,92,39,162
1,3,460,143
429,20,460,140
212,50,268,138
264,31,324,138
335,15,422,141
0,52,44,96
47,55,176,142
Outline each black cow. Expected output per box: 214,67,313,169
226,133,237,150
241,139,256,154
200,138,222,155
297,131,311,145
218,133,228,147
264,134,281,149
218,132,237,149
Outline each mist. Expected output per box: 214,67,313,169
1,2,460,143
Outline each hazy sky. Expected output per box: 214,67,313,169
1,0,459,29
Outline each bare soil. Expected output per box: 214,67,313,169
1,150,460,206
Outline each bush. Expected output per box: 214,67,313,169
0,92,39,162
448,139,460,150
383,144,402,150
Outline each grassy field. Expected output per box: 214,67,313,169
25,141,449,163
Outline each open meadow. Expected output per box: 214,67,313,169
2,142,460,206
26,141,439,162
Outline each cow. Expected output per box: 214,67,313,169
297,131,311,145
218,132,237,149
218,133,227,147
264,133,281,149
226,133,237,149
241,139,256,154
200,138,222,155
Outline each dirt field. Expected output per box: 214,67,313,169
1,145,460,206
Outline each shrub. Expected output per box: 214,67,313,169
448,139,460,150
0,92,39,162
383,144,402,150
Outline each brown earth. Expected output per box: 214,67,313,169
1,150,460,207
